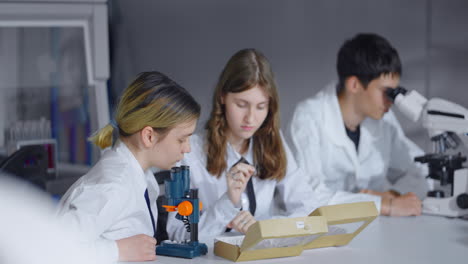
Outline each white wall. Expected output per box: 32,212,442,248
109,0,468,151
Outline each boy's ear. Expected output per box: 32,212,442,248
345,76,363,94
140,126,157,148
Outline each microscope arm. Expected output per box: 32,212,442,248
421,98,468,139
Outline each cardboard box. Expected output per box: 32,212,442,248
214,216,328,262
304,201,378,249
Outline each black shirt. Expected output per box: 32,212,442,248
345,125,360,152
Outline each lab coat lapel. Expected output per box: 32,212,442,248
358,118,378,164
226,142,242,169
115,140,150,194
223,139,250,198
323,84,360,170
225,138,256,196
353,118,379,188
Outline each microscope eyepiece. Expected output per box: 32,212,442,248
385,86,407,102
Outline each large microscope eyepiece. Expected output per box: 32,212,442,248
384,86,427,123
385,86,407,102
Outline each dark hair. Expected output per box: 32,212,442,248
90,71,201,149
336,33,402,93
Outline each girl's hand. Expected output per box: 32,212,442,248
227,210,257,234
117,234,156,262
226,162,255,206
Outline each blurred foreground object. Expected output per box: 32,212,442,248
0,173,99,264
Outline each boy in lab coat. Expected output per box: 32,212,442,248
290,33,427,216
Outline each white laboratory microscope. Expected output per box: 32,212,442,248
387,87,468,217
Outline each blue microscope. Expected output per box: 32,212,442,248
156,166,208,258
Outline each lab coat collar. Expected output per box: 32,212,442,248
322,83,353,148
113,140,156,193
322,83,378,163
358,119,378,163
226,137,255,169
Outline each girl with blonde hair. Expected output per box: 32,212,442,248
167,49,319,242
57,71,200,262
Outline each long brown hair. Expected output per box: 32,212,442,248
90,71,200,149
205,49,286,181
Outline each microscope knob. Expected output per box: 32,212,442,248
177,201,194,216
456,193,468,209
427,190,444,198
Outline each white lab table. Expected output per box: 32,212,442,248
122,215,468,264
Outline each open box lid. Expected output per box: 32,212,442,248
308,201,378,224
239,215,328,252
303,202,378,249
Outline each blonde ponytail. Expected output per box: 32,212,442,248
89,124,114,149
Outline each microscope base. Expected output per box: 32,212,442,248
423,168,468,217
156,240,208,259
423,197,468,217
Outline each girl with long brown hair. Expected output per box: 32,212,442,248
167,49,318,242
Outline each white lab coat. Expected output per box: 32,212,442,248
56,140,159,263
0,175,99,264
290,83,428,212
166,132,320,243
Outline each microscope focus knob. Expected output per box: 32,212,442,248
177,201,194,216
456,193,468,209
